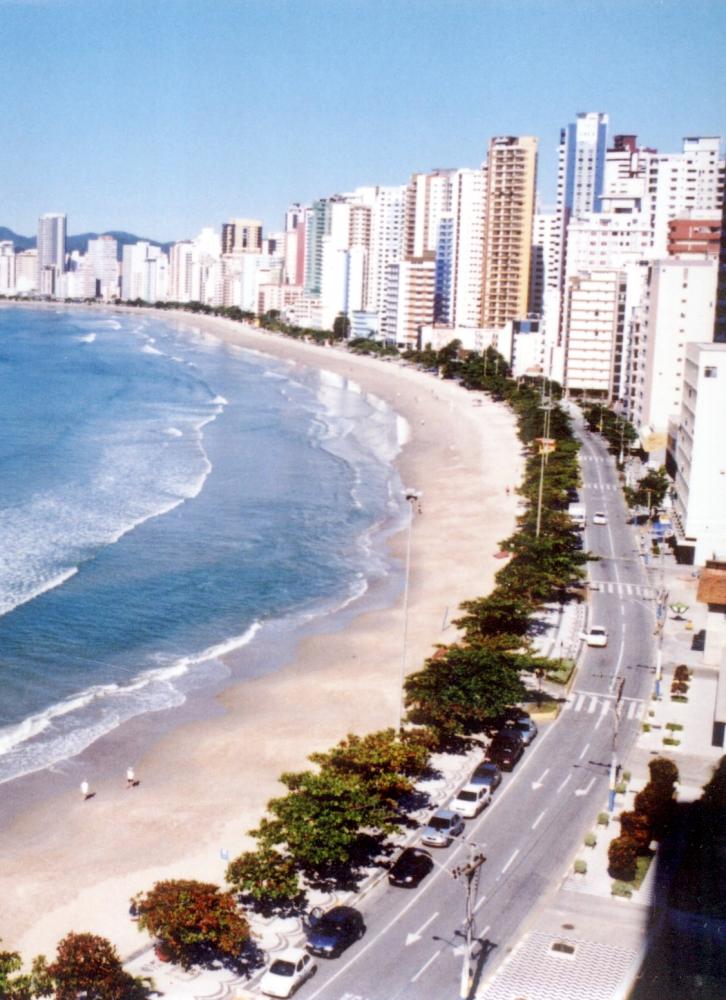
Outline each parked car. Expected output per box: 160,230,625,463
388,847,434,888
592,511,608,525
506,717,538,745
260,948,317,998
305,906,365,957
450,782,491,818
581,626,608,647
469,760,502,791
487,730,524,771
420,808,465,847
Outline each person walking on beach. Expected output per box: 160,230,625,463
80,780,90,800
126,766,135,788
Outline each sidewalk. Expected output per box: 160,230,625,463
476,545,723,1000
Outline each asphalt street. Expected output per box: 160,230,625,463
281,415,657,1000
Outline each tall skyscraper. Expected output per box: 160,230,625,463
481,135,538,328
37,212,67,296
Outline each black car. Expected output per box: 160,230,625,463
388,847,434,888
487,729,524,771
305,906,365,957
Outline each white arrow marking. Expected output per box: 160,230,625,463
410,948,442,982
531,767,550,790
405,911,439,946
557,774,572,795
575,777,596,797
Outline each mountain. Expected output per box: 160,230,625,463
0,227,174,260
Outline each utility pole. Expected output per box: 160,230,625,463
397,489,419,732
452,844,486,1000
608,676,626,812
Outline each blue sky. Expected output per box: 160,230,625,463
1,0,724,241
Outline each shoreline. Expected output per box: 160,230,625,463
0,307,524,963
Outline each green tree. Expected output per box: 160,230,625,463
226,848,301,907
619,810,652,852
608,835,638,881
624,467,670,515
453,590,535,650
648,756,679,791
0,943,52,1000
332,313,351,340
308,729,432,804
404,644,526,742
46,933,149,1000
133,880,250,970
252,769,400,871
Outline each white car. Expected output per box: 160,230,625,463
581,626,608,647
260,948,317,998
449,782,491,818
592,512,608,525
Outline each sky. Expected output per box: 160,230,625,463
0,0,724,242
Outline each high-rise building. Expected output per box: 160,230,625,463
481,135,538,328
562,268,626,399
87,235,119,299
221,218,263,255
667,212,721,256
304,198,333,296
14,249,38,293
433,167,486,328
383,254,436,347
0,241,15,294
37,212,67,296
121,242,169,302
403,169,455,260
557,113,609,225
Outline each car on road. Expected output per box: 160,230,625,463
305,906,365,958
420,808,465,847
506,717,538,745
449,782,491,818
260,948,317,997
486,729,524,771
581,625,608,647
387,847,434,888
592,512,608,525
469,760,502,792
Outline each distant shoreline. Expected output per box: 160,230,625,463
0,304,524,963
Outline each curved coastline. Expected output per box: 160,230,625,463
0,306,524,963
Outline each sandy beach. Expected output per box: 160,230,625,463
0,311,523,964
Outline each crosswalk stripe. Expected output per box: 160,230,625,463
588,696,598,714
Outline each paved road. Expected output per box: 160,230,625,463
278,417,657,1000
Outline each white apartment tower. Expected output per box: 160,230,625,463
87,236,119,299
37,212,67,296
562,268,626,399
0,241,16,293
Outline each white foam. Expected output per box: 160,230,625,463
212,394,229,406
78,333,96,344
0,566,78,619
142,344,162,356
164,427,183,437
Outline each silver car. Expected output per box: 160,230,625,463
420,808,464,847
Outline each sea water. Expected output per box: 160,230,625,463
0,307,406,785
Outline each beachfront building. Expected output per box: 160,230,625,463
14,249,38,294
434,167,487,328
481,135,538,328
221,218,263,255
630,257,718,452
168,241,194,303
283,203,306,286
121,241,169,302
562,268,626,399
87,236,119,300
0,241,15,294
672,342,726,565
383,254,436,348
37,212,67,297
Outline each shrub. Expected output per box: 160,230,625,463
649,757,679,789
663,737,681,746
574,859,587,875
597,812,610,827
612,881,633,898
608,835,638,881
674,664,690,681
642,722,651,732
584,832,597,848
46,933,150,999
620,810,652,851
622,771,632,784
666,722,684,731
671,680,688,695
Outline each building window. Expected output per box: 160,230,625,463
704,366,718,378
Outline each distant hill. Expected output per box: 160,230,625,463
0,227,174,260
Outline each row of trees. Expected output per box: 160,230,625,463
608,757,679,881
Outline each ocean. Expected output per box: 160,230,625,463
0,307,407,786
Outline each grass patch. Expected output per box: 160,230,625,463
611,881,633,898
671,695,689,703
666,722,684,731
642,723,651,732
546,659,575,685
529,699,560,717
663,737,681,746
613,854,654,897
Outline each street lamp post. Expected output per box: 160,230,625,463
452,843,486,1000
397,489,419,732
608,676,626,812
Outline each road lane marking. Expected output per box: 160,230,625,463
531,767,549,790
574,694,585,711
532,810,547,829
405,911,439,946
557,774,572,794
587,696,598,714
474,895,488,913
608,624,627,694
410,948,442,983
578,742,590,760
501,849,519,874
